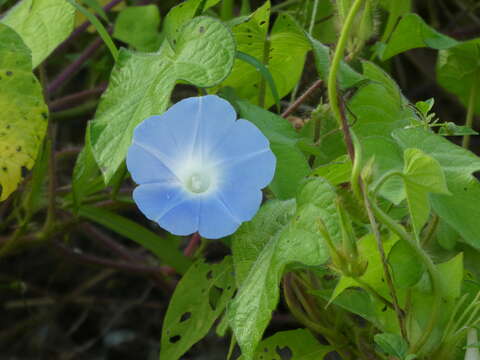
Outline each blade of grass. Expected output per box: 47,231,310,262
80,0,108,20
65,0,118,61
236,51,281,112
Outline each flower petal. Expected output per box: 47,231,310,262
218,183,263,222
158,199,200,236
127,143,178,184
161,95,237,161
131,115,181,173
195,95,237,153
133,183,197,234
215,119,276,189
224,149,276,189
198,195,241,239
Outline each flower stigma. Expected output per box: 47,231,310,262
185,171,211,194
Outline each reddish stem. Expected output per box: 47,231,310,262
184,232,201,257
49,83,107,111
282,79,324,118
48,37,105,95
52,240,168,276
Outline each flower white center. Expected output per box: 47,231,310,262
185,172,211,193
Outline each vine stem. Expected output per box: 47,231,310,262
220,0,234,21
49,83,107,112
257,38,271,108
362,186,408,340
281,79,323,118
421,214,439,247
240,0,251,15
79,223,173,290
462,71,479,149
52,241,168,276
308,0,320,35
184,232,201,257
368,195,442,354
48,36,105,94
327,0,365,161
282,274,353,359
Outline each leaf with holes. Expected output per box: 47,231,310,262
215,1,311,109
0,24,48,201
229,177,336,360
160,257,236,360
237,329,333,360
1,0,75,68
90,16,235,183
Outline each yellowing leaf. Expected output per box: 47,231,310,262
0,24,48,201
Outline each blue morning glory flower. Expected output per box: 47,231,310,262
126,95,276,239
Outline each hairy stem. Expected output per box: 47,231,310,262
328,0,366,146
363,187,408,341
